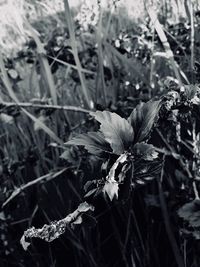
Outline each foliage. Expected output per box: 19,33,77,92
1,1,200,267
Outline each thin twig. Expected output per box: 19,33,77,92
1,102,91,114
192,181,200,199
47,55,96,75
2,168,68,208
0,52,64,145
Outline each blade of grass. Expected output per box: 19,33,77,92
158,158,184,267
2,168,68,207
47,55,96,75
147,7,183,87
25,21,57,105
63,0,94,109
0,52,64,146
105,42,149,84
189,0,195,83
150,27,155,96
1,102,90,113
96,3,107,106
104,3,116,39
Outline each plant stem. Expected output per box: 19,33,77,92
63,0,94,109
158,158,184,267
1,102,91,114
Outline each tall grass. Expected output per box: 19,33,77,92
0,1,200,267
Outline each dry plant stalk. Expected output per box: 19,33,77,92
20,202,95,250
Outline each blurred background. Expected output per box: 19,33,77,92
0,0,200,266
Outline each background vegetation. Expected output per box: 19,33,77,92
1,0,200,266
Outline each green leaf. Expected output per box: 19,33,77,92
128,100,161,143
60,147,79,165
103,182,119,201
178,200,200,227
133,143,159,161
84,188,98,198
66,132,112,156
90,111,134,155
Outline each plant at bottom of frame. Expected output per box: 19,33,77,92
20,98,164,249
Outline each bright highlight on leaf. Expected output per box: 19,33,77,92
102,153,128,201
90,110,134,155
103,181,119,201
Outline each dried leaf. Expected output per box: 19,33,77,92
90,111,134,155
72,216,83,225
101,155,128,201
77,202,95,213
21,202,94,250
107,153,128,182
20,235,31,251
